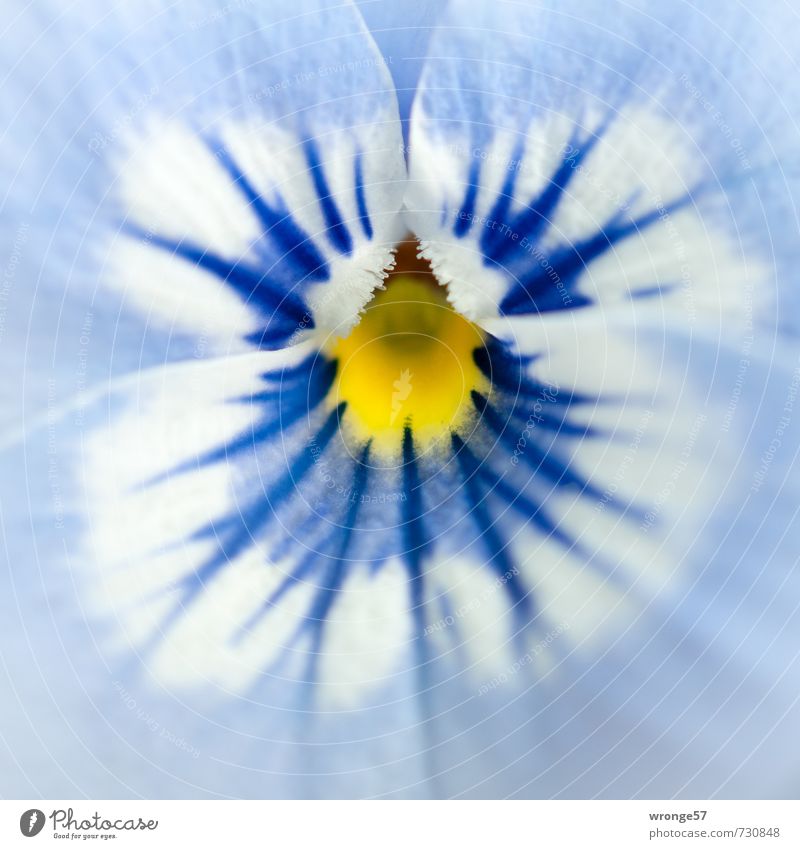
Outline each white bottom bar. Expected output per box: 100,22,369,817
2,800,797,847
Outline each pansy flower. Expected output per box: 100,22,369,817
2,0,800,798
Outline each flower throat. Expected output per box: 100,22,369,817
327,240,487,455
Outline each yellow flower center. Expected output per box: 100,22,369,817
328,272,487,455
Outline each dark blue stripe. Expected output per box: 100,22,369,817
500,193,696,315
244,321,314,350
453,155,482,237
354,153,373,240
135,229,309,328
452,433,578,555
401,426,430,574
472,392,608,502
182,402,346,599
260,352,326,384
209,140,329,279
478,138,524,256
232,356,337,405
150,357,337,484
472,389,598,439
303,138,353,256
303,443,372,678
450,433,630,594
401,426,437,753
450,434,533,618
238,441,372,647
481,128,604,267
473,339,593,406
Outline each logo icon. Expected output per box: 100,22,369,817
390,369,413,425
19,809,46,837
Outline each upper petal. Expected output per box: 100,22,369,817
0,0,407,413
404,0,800,325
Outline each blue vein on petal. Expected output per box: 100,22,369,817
123,135,370,348
302,442,372,685
499,196,690,315
485,128,604,263
178,400,345,613
128,229,315,350
145,353,337,486
303,137,353,256
401,425,432,646
449,123,693,315
451,432,535,623
473,338,636,516
234,442,372,644
354,152,374,241
453,155,481,238
401,425,440,759
140,336,641,679
472,390,611,503
210,138,330,277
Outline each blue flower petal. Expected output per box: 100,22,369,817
6,309,798,798
0,0,419,798
0,0,406,410
4,0,800,801
0,337,435,797
421,310,800,798
404,0,800,327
